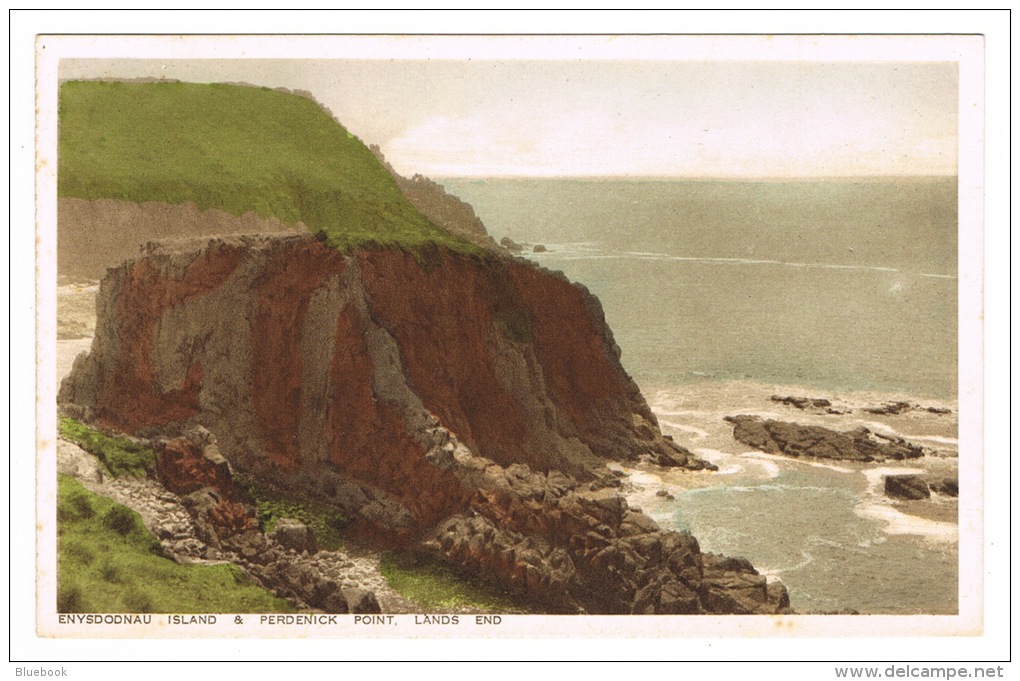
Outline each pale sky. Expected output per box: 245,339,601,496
59,57,958,178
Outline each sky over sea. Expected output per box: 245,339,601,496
60,37,960,179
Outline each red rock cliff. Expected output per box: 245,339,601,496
59,234,698,530
59,233,787,614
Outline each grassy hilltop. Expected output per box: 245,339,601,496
58,80,477,253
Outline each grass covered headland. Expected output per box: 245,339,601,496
58,80,479,253
57,475,294,613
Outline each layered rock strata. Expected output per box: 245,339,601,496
424,437,788,614
59,233,783,614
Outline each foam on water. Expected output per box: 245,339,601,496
534,245,953,279
741,455,782,479
856,467,959,542
859,420,912,439
861,466,926,487
903,434,959,447
658,419,709,440
854,502,959,542
627,470,663,486
762,549,816,578
744,451,856,475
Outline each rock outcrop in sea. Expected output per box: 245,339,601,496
725,415,926,462
884,474,959,500
59,232,784,614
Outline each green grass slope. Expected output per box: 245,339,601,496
57,475,295,613
59,80,478,253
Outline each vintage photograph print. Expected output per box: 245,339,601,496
35,34,984,639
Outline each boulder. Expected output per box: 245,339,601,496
929,477,959,497
154,435,236,498
56,438,105,484
269,518,318,555
342,588,381,614
884,475,931,500
770,395,833,410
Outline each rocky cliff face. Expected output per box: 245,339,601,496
368,144,500,252
59,232,783,614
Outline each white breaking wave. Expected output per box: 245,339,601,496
690,448,740,474
743,451,856,475
861,466,926,488
628,470,663,486
902,434,959,447
657,419,710,440
745,455,782,479
856,467,958,542
772,549,816,577
859,420,909,438
624,251,672,258
855,502,959,542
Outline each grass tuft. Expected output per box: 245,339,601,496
58,415,155,478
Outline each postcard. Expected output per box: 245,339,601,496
20,27,1003,660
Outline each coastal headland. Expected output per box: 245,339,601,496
55,80,789,615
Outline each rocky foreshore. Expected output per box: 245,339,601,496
58,433,416,613
58,417,789,615
422,433,787,614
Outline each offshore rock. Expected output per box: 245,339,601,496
770,395,832,410
884,475,932,500
725,415,925,462
929,477,959,497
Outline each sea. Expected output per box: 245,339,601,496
443,177,961,615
